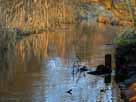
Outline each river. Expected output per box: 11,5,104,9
0,20,120,102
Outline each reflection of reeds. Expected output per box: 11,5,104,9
0,24,17,89
0,25,16,69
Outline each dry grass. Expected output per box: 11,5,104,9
0,0,77,31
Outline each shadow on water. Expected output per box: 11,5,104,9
0,20,120,102
0,27,17,94
0,48,16,93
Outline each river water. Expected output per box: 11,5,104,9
0,20,119,102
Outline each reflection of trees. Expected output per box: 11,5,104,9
0,47,16,88
16,31,67,63
0,26,16,70
0,49,8,70
73,22,95,61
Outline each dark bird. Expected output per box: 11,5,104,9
79,66,88,72
87,65,111,75
100,89,105,92
66,89,72,95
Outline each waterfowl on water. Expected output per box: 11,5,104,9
66,89,72,95
87,64,111,75
79,66,88,72
72,62,89,74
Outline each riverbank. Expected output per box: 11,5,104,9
1,0,133,32
114,28,136,102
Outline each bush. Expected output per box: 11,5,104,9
114,28,136,46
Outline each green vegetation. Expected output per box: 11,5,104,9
114,28,136,46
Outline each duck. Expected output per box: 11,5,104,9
87,64,111,75
79,66,88,72
66,89,72,95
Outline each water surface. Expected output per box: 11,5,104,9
0,21,119,102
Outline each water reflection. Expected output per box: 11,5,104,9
0,21,118,102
